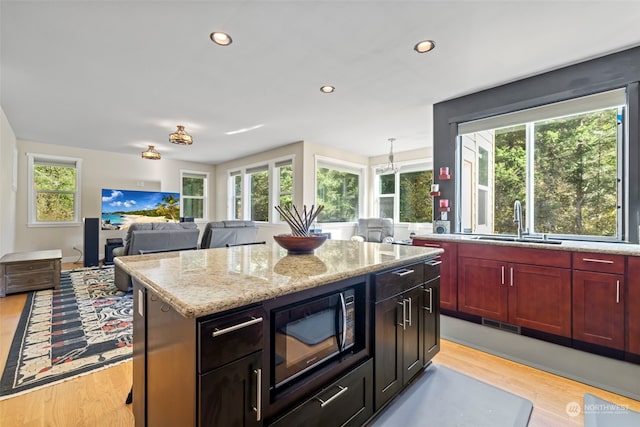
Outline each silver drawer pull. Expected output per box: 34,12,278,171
393,269,415,277
212,316,263,337
253,368,262,422
418,243,441,248
424,259,442,267
316,385,349,408
582,258,614,264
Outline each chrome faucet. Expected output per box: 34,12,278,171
513,200,528,239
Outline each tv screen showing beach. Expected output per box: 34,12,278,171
101,188,180,230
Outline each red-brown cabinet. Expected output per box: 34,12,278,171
457,244,572,337
412,239,457,311
626,257,640,359
572,253,625,351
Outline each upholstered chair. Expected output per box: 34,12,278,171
352,218,394,243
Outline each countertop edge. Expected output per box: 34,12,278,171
115,248,443,319
412,234,640,256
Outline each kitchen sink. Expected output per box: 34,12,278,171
471,235,563,245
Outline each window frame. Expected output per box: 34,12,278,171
180,169,209,222
315,156,366,223
456,89,626,242
27,153,82,227
227,156,295,223
373,160,434,224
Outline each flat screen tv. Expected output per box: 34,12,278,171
101,188,180,230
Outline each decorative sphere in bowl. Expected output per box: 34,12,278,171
273,234,328,255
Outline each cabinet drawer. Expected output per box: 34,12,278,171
573,253,625,274
5,272,56,292
423,257,441,284
375,262,424,302
269,358,373,427
198,305,264,373
5,260,56,275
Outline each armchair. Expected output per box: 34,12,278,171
352,218,394,243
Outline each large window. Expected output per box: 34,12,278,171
458,89,625,240
27,153,82,226
316,159,363,222
229,158,293,222
377,167,433,223
181,170,208,220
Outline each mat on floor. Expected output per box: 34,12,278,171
584,393,640,427
370,364,532,427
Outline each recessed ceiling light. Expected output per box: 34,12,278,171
210,32,232,46
414,40,436,53
320,85,335,93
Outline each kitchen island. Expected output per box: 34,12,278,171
115,239,442,426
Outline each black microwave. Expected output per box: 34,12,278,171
271,283,366,391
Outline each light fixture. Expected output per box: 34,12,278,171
141,145,161,160
169,125,193,145
376,138,399,174
320,85,335,93
414,39,436,53
210,32,232,46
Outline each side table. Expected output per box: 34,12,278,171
0,249,62,297
104,238,123,265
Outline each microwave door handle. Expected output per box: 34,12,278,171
339,293,347,351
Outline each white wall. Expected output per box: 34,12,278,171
0,107,18,257
14,139,215,263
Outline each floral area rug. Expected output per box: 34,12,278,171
0,266,132,400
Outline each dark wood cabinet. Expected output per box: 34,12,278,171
458,245,571,337
373,261,429,410
412,240,457,311
626,257,640,359
422,274,440,364
572,252,625,351
268,359,373,427
199,351,262,427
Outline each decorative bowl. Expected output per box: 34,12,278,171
273,234,328,255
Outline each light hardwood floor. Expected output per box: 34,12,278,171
1,271,639,426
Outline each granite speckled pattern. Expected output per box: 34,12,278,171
412,234,640,256
115,240,441,319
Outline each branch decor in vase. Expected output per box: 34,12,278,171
273,204,328,254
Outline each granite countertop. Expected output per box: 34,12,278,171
115,240,442,319
412,233,640,256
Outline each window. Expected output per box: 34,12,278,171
316,159,363,222
458,89,625,240
248,165,269,222
228,158,294,222
276,160,293,221
377,167,433,223
181,170,208,220
27,153,82,226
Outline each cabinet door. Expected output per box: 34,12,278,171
402,286,423,382
422,278,440,365
627,257,640,358
374,296,403,410
199,351,262,427
573,271,625,350
412,240,457,311
508,264,571,337
458,257,508,321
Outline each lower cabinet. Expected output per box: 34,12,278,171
458,250,571,337
268,359,374,427
422,275,440,364
199,351,262,427
627,257,640,359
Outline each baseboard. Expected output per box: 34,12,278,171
441,315,640,401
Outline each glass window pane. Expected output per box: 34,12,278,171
234,175,242,219
316,167,359,222
379,196,394,218
399,170,433,223
182,176,204,197
34,165,76,191
533,108,618,236
182,198,203,218
494,125,527,234
36,192,75,221
379,174,395,194
478,147,489,187
250,170,269,221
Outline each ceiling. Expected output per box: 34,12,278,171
2,1,640,165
